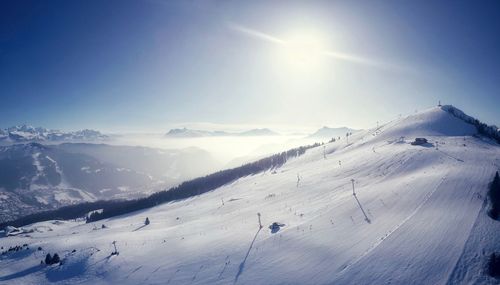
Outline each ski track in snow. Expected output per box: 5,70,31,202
335,173,449,279
30,152,44,188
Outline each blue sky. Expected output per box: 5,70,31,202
0,0,499,132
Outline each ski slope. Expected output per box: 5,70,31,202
1,106,499,284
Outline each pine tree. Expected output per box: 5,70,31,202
45,253,52,265
488,252,500,277
493,171,500,190
489,171,500,219
145,217,150,225
52,253,60,264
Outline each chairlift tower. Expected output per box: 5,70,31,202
257,213,262,229
351,179,356,196
112,241,119,255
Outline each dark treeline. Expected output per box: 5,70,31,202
488,171,500,220
0,200,122,229
443,105,500,144
2,142,322,228
472,118,500,144
86,143,321,222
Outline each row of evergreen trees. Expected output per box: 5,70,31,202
442,105,500,144
473,119,500,144
2,142,321,228
0,200,123,229
86,143,321,222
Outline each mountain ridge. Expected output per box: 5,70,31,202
165,127,278,137
0,125,108,143
308,126,359,139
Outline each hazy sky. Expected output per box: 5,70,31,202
1,0,499,132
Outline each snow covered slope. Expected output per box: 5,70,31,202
1,106,500,284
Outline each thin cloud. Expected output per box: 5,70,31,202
228,23,286,45
228,22,407,71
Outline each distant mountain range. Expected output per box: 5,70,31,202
308,126,359,139
0,142,219,222
165,126,363,139
0,125,108,143
165,127,278,137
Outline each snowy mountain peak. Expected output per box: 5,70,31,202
371,105,499,145
238,128,277,136
308,126,357,138
165,127,278,137
165,128,217,137
377,105,479,139
0,125,108,143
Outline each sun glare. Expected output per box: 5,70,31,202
280,32,327,71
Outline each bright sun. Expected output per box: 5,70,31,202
280,32,326,71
